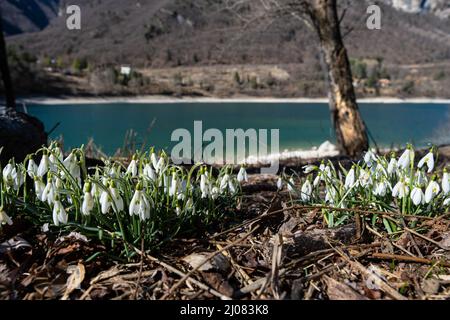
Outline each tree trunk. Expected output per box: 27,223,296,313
0,8,16,110
308,0,368,157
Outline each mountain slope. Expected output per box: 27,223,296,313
1,0,60,35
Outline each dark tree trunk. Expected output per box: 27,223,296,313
308,0,369,157
0,8,15,110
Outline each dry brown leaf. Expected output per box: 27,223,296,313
182,253,230,273
323,275,369,300
61,263,85,300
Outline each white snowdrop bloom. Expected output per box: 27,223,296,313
415,170,428,187
81,192,94,216
237,167,248,183
156,157,165,173
313,174,321,187
345,168,355,189
417,152,434,173
277,177,283,190
211,187,220,200
143,163,156,181
287,177,295,193
100,190,112,214
52,200,68,226
34,179,46,201
42,181,56,205
425,181,440,204
2,163,13,185
63,152,77,171
200,173,209,198
303,165,317,174
411,187,425,206
176,206,181,216
301,180,312,202
52,199,68,226
129,189,151,221
126,159,138,177
398,148,414,170
228,180,237,194
27,159,38,178
220,174,230,192
374,181,389,197
444,198,450,206
0,208,13,226
442,171,449,195
169,172,178,197
364,150,377,167
358,169,372,188
37,154,50,177
100,186,124,214
150,152,158,170
392,181,409,199
1,164,22,190
325,187,337,204
81,182,94,216
387,158,397,176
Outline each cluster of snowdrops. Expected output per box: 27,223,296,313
1,143,450,253
0,143,247,254
278,145,449,232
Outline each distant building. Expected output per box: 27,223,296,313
120,66,131,76
379,79,392,88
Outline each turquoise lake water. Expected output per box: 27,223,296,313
26,102,450,155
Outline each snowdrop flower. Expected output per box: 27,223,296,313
200,173,209,198
52,198,68,226
129,184,151,221
220,174,230,192
398,147,414,170
364,150,377,167
387,157,397,176
42,179,56,205
444,198,450,206
374,180,389,197
237,167,248,183
442,170,449,195
358,169,372,188
392,180,409,199
169,172,178,197
211,187,220,200
34,178,46,201
150,150,158,170
301,180,312,202
126,156,138,177
417,151,434,173
313,174,321,187
2,163,15,188
325,187,337,204
100,183,124,214
37,154,50,177
410,187,425,206
27,159,38,178
277,177,283,190
345,168,355,189
0,207,13,226
81,182,94,216
425,180,440,204
303,165,317,174
156,156,165,173
228,180,237,194
143,163,156,181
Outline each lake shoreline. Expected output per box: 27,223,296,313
17,95,450,105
